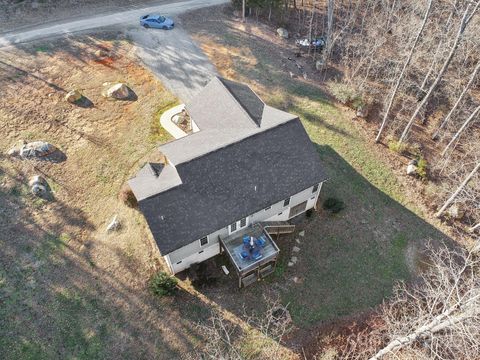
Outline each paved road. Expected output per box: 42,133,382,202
0,0,225,101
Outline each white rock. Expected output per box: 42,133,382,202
102,83,130,100
31,183,47,196
295,238,300,244
291,256,298,263
106,215,120,232
292,246,300,253
315,59,324,71
287,262,294,267
299,231,305,237
406,164,417,176
447,204,464,220
65,89,82,103
276,28,289,39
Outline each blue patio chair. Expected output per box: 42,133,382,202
241,250,249,259
243,235,251,245
252,250,263,261
255,236,266,247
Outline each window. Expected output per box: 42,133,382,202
264,206,271,211
199,236,208,246
230,217,248,234
312,184,319,193
283,197,290,206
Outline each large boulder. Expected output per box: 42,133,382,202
277,28,289,39
65,89,82,103
102,82,130,100
14,141,58,159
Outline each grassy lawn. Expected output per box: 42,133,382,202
182,5,450,330
0,33,208,359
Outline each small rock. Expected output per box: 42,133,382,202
299,231,305,237
302,73,308,80
408,159,418,166
31,183,47,196
276,28,289,39
406,164,417,176
292,276,299,283
289,71,296,78
95,49,108,57
292,246,300,253
291,256,298,263
287,262,294,267
106,215,120,232
356,105,368,118
65,89,82,103
447,204,464,220
28,175,46,188
102,82,131,100
315,59,324,71
29,175,48,196
295,238,300,244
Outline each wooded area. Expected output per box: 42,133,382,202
236,0,480,234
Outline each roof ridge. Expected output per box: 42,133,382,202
215,76,262,128
175,117,298,168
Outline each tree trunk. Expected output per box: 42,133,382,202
432,60,480,140
375,0,433,143
441,105,480,156
470,223,480,233
420,0,458,91
399,2,479,144
435,161,480,218
242,0,246,22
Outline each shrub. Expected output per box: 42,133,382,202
119,184,138,208
326,81,364,109
388,140,408,154
150,271,178,296
322,198,345,214
417,157,428,180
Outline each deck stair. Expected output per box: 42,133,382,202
261,221,296,236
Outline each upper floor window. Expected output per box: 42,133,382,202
230,217,248,234
312,184,319,193
199,236,208,246
283,197,290,206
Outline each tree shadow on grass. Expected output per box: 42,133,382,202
191,145,455,353
0,166,207,359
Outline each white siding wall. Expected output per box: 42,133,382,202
165,182,324,273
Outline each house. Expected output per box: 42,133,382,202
129,77,327,276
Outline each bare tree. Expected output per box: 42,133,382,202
433,60,480,140
196,298,292,359
436,161,480,218
375,0,433,143
343,244,480,359
399,1,480,144
442,104,480,156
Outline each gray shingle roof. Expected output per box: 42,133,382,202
129,77,327,255
137,119,326,254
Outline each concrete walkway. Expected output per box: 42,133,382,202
160,104,188,139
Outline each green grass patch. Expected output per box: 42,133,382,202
34,232,70,260
149,101,179,143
